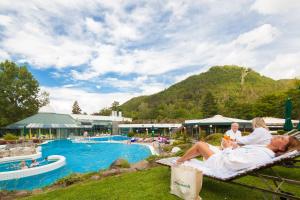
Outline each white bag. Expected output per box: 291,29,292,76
170,165,203,200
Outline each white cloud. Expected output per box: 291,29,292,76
1,0,300,114
1,0,255,76
261,53,300,80
0,14,12,26
0,49,10,61
42,86,137,114
41,73,167,114
251,0,300,15
2,22,93,68
234,24,280,49
85,17,104,34
42,81,166,114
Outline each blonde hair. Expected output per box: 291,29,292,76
287,136,300,152
252,117,268,130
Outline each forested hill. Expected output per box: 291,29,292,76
120,66,300,121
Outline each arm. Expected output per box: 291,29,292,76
222,139,239,149
224,130,231,137
236,129,259,145
237,131,242,138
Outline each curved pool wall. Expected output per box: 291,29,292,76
0,152,42,164
0,155,66,181
0,137,151,190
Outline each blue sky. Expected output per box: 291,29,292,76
0,0,300,114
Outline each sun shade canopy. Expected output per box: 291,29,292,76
184,115,251,126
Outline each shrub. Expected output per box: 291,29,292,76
173,132,182,139
81,172,98,179
146,155,160,162
176,143,192,151
242,132,250,136
200,131,208,140
162,145,173,153
205,133,223,146
3,133,18,141
110,158,130,168
146,154,170,164
55,173,84,186
175,150,184,156
277,130,286,135
172,140,185,146
127,132,135,137
118,159,130,168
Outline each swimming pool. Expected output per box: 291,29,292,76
0,159,55,172
0,136,151,190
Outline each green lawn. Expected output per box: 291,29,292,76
20,165,300,200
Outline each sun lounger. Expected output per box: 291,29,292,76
157,150,300,200
291,131,300,140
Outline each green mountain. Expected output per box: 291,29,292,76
120,66,299,121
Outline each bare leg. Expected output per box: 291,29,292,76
177,142,214,164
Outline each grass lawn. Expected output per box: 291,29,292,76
21,165,300,200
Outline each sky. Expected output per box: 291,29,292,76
0,0,300,114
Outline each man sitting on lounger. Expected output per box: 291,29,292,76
225,122,241,140
176,136,300,172
208,118,272,154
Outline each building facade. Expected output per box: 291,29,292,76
4,106,132,139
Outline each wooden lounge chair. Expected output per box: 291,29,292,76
157,150,300,200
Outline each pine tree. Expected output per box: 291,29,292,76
202,92,218,117
72,101,82,114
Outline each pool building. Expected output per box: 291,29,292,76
118,123,182,136
4,106,132,139
4,105,299,139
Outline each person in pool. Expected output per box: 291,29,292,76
39,156,48,165
30,159,40,168
176,136,300,172
20,161,28,170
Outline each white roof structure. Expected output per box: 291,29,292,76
118,123,182,129
263,117,299,128
70,114,132,122
26,123,80,128
184,115,251,125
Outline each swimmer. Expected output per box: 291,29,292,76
20,160,28,170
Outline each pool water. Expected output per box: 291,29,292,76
0,137,151,190
0,159,54,172
91,135,129,141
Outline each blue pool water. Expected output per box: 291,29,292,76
0,136,151,190
0,159,54,172
91,135,129,141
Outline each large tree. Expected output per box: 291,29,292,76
72,101,82,114
111,101,120,111
0,60,49,127
92,101,121,116
94,107,112,116
202,92,218,118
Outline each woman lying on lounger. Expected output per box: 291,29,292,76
176,136,300,172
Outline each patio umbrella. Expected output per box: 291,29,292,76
283,98,293,131
151,126,154,138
